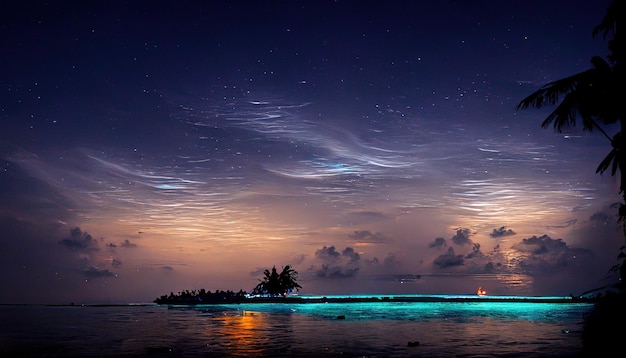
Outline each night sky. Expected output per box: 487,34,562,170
1,0,621,304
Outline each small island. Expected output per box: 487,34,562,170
154,264,598,305
155,264,301,304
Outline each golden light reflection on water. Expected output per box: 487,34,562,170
209,310,275,355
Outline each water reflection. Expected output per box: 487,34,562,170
207,310,294,355
212,311,264,353
0,304,593,357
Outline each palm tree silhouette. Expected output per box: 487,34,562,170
278,265,302,294
253,265,302,297
516,0,624,281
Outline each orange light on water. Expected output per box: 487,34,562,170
210,311,268,353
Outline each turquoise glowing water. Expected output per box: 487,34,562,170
299,294,573,300
234,300,589,322
0,295,594,357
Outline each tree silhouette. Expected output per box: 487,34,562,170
252,265,302,297
516,1,624,352
154,288,247,304
516,0,625,284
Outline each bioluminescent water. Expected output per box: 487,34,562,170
215,300,591,323
1,295,595,357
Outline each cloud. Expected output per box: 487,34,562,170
309,245,361,278
589,211,611,225
420,228,602,295
58,227,99,250
342,247,360,263
290,253,307,265
451,228,473,246
57,227,121,280
0,216,79,303
428,237,447,249
512,234,566,255
315,264,360,278
503,234,594,279
348,230,390,243
465,243,483,259
490,226,516,238
433,247,465,269
383,252,402,269
120,239,137,248
484,261,497,272
427,231,596,278
315,245,341,260
351,251,406,276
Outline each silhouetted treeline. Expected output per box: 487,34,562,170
154,289,247,304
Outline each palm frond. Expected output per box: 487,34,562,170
580,113,614,142
592,2,619,40
516,57,609,112
596,149,618,175
589,56,611,72
540,93,579,132
515,76,578,110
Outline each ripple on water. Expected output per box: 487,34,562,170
0,302,591,357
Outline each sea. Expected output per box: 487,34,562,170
0,295,594,357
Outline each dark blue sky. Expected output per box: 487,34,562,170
0,0,620,303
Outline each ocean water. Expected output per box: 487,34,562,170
0,297,594,357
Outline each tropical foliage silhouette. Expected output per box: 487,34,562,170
252,265,302,297
153,264,302,303
154,289,247,304
516,0,625,286
515,1,623,354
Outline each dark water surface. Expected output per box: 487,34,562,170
0,299,593,357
